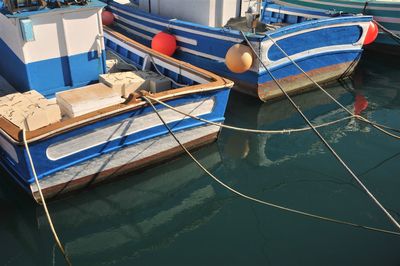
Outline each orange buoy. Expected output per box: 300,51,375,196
151,32,177,56
225,44,253,74
364,21,379,45
102,10,115,26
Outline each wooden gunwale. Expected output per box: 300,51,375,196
0,27,233,144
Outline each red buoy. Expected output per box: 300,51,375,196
151,32,177,57
364,21,379,45
102,10,115,26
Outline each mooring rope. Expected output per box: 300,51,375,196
107,49,139,71
144,94,355,134
373,20,400,45
22,130,72,266
142,96,400,236
240,31,400,231
263,33,400,139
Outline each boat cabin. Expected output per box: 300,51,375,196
131,0,261,28
0,0,107,98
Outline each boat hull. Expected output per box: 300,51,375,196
235,58,359,100
30,124,220,201
0,89,230,201
274,0,400,49
108,1,371,101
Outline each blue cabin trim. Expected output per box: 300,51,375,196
0,37,106,97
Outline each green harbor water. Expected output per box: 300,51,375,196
0,51,399,265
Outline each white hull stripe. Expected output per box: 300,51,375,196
104,32,210,83
114,14,198,45
115,21,152,40
113,21,227,63
263,45,361,71
47,98,215,160
109,6,243,43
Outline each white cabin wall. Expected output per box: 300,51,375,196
138,0,242,27
21,8,103,64
219,0,240,27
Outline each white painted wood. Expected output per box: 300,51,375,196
9,8,103,64
62,9,102,56
114,14,198,45
34,124,220,192
47,98,216,160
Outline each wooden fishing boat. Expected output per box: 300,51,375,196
273,0,400,53
0,0,233,201
106,0,376,101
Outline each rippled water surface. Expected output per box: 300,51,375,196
1,51,400,266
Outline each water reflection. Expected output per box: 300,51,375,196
0,51,400,265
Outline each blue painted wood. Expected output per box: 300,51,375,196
268,26,362,60
107,0,371,92
274,0,400,46
24,90,229,183
0,46,106,97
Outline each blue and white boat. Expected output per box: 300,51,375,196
273,0,400,53
0,0,232,200
106,0,376,101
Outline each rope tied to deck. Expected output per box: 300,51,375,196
22,130,72,266
142,95,400,237
239,31,400,231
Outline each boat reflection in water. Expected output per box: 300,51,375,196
34,145,224,264
221,80,367,169
1,53,400,266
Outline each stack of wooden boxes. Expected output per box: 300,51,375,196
99,70,171,98
0,90,62,131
